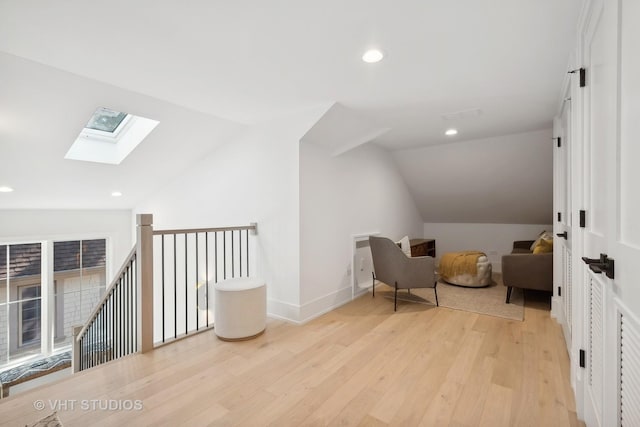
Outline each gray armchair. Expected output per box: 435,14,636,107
369,236,438,311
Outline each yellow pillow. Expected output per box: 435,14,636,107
533,238,553,254
530,230,553,251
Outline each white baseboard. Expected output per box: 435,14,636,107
267,298,301,324
551,296,572,353
299,286,353,324
551,295,562,319
267,286,356,324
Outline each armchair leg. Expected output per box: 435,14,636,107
506,286,513,304
394,282,398,312
434,282,439,307
372,272,375,298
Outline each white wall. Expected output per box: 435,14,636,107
135,107,327,322
299,142,423,322
423,222,553,272
0,209,133,277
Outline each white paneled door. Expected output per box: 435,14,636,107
613,0,640,425
580,1,611,424
570,0,640,425
554,83,573,349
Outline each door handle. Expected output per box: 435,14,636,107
556,232,568,240
582,253,615,279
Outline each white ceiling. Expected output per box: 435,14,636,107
0,0,582,150
0,1,582,212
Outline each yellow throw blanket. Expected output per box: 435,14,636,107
439,251,486,278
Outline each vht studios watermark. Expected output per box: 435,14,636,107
33,399,143,412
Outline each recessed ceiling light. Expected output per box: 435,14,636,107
362,49,384,63
0,186,14,193
445,129,458,136
111,191,122,197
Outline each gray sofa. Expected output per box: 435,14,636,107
502,240,553,303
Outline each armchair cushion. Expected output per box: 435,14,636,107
395,235,411,257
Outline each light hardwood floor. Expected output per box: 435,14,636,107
1,292,583,426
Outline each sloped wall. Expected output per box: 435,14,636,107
393,129,554,224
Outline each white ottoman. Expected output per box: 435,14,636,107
214,277,266,341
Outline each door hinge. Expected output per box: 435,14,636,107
556,137,562,147
557,212,562,222
569,68,586,87
579,210,586,228
579,349,586,368
558,286,562,296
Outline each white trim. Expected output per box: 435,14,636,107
41,241,54,356
299,285,353,324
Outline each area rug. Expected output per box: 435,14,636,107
378,273,525,321
27,412,64,427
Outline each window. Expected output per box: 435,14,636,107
0,239,108,367
53,239,106,350
0,243,42,364
18,285,41,347
85,107,128,134
65,107,159,165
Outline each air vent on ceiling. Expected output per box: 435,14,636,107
441,108,483,121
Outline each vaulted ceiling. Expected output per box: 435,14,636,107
0,1,582,214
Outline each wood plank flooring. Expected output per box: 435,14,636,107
0,292,583,426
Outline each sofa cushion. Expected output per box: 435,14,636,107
512,248,533,254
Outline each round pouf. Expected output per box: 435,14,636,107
439,251,493,287
214,277,266,341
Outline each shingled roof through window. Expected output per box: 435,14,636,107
0,240,105,280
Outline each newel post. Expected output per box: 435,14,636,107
137,214,154,353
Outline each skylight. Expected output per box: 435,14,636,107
65,107,159,165
85,108,128,133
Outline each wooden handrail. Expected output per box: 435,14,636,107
75,246,136,341
153,224,256,236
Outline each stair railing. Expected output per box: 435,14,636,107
72,214,257,372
